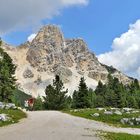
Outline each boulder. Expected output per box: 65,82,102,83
5,103,16,109
120,118,129,124
0,114,10,122
104,111,113,115
0,102,5,109
96,108,105,111
114,110,122,115
93,113,100,117
121,117,140,125
129,122,134,126
132,110,139,114
136,118,140,123
122,108,133,112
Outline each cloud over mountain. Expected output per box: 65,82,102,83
98,19,140,78
0,0,88,34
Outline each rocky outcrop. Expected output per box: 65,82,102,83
23,68,34,79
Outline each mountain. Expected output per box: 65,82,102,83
1,25,133,97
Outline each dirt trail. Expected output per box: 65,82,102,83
0,111,140,140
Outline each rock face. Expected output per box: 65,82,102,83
1,25,133,97
23,68,34,79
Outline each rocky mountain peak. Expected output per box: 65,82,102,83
1,25,133,97
31,25,65,50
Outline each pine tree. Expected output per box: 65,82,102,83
88,88,96,108
72,90,78,108
33,96,44,110
74,77,90,108
95,80,104,95
44,75,68,110
0,39,16,102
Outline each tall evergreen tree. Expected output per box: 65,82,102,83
88,88,96,108
72,90,78,108
44,75,68,110
33,96,44,110
0,40,16,102
74,77,90,108
95,80,104,95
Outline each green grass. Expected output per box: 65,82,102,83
102,132,140,140
0,109,27,127
64,108,140,128
12,89,32,108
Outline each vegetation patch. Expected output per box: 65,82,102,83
101,132,140,140
64,108,140,128
0,109,26,127
11,89,32,108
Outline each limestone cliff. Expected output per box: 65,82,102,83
1,25,133,97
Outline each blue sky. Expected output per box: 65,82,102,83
2,0,140,54
1,0,140,78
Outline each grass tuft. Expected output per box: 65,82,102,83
0,109,27,127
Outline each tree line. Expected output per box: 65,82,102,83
0,39,140,110
34,74,140,110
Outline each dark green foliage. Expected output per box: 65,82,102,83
72,77,90,108
11,89,32,107
65,96,72,109
101,64,117,74
88,88,96,108
94,75,140,109
95,80,104,95
0,40,16,102
44,75,68,110
71,74,140,109
72,90,78,108
33,96,44,110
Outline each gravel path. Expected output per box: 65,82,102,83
0,111,140,140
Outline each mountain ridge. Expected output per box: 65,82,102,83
1,25,133,97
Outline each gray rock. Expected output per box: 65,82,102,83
0,102,5,109
121,117,140,125
34,75,42,85
54,66,72,83
104,111,113,115
129,121,134,126
93,113,100,117
5,103,16,109
132,110,139,114
121,118,129,124
123,108,133,112
136,118,140,123
114,110,122,115
23,68,34,78
0,114,10,122
96,108,105,111
126,112,130,114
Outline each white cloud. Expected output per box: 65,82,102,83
98,19,140,78
61,0,88,6
0,0,88,34
27,34,37,42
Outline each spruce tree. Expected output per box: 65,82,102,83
44,75,68,110
0,40,16,102
95,80,104,95
74,77,90,108
33,96,44,110
88,88,96,108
